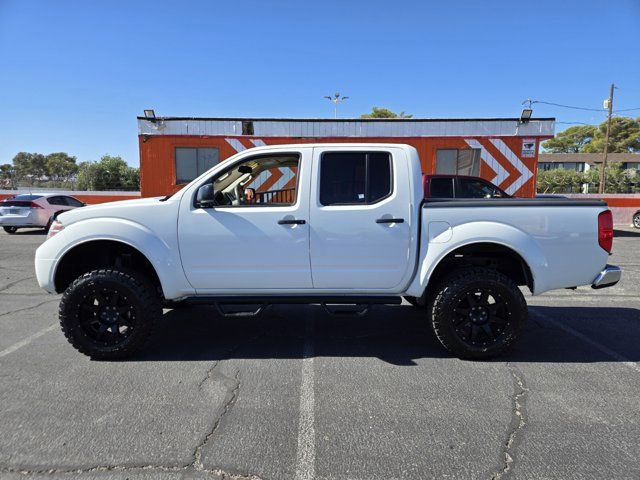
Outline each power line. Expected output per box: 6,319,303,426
614,107,640,112
531,100,604,112
530,99,640,114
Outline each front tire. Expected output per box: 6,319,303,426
428,267,527,359
3,226,18,234
59,269,161,359
633,212,640,229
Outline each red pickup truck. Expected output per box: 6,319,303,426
423,175,510,199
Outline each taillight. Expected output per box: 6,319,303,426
598,210,613,253
29,202,43,209
47,220,64,239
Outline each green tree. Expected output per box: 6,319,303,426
12,152,48,181
583,116,640,153
45,152,78,182
0,164,15,189
361,107,413,119
541,125,596,153
76,155,139,191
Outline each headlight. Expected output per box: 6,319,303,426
47,220,65,239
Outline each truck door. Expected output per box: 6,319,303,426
178,148,313,291
309,147,413,290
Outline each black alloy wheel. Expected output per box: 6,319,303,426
59,269,161,359
451,287,509,347
78,288,137,345
429,267,527,359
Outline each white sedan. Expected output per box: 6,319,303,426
0,193,85,234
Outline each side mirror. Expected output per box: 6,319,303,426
195,183,215,208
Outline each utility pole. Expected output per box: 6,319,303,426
599,83,615,194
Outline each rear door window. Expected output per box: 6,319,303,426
319,152,392,206
429,178,454,198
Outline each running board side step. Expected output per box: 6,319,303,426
185,295,402,318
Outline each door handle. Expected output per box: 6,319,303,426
278,218,306,225
376,218,404,224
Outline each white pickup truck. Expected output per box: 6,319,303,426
35,144,621,360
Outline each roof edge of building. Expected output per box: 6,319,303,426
136,116,556,122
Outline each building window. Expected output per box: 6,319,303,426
175,147,219,184
436,149,480,176
622,162,640,172
320,152,392,206
539,162,554,171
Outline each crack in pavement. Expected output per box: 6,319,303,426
0,329,266,479
193,370,242,472
491,363,528,480
0,367,261,479
0,275,36,293
0,464,262,479
0,299,58,317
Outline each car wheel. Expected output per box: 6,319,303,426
428,267,527,360
633,212,640,229
3,226,18,234
59,269,161,359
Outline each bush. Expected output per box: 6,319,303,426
76,155,139,191
537,165,640,194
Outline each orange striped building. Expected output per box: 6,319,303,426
137,117,556,198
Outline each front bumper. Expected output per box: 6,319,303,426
591,265,622,289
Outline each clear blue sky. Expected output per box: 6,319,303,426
1,0,639,166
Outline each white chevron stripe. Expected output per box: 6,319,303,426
225,138,246,152
250,139,267,147
464,139,509,186
490,139,533,196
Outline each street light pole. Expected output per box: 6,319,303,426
599,83,615,194
324,93,349,119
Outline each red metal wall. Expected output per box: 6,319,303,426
139,135,546,198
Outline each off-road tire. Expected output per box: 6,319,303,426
3,226,17,234
59,269,161,359
428,267,527,359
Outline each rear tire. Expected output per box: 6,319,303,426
428,267,527,359
59,269,161,359
3,226,17,234
633,212,640,229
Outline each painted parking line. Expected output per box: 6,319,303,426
0,323,58,359
294,318,315,480
533,311,640,373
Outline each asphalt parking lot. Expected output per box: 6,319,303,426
0,228,638,480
